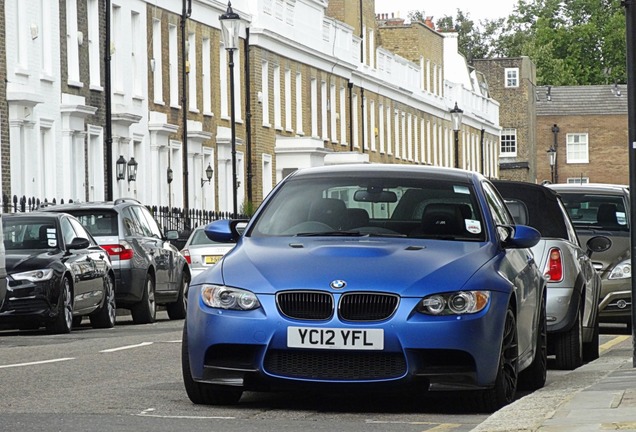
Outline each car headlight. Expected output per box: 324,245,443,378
9,269,54,282
200,285,261,310
609,260,631,280
417,291,490,315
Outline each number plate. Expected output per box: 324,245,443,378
287,326,384,350
204,255,222,264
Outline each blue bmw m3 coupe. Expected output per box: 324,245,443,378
182,164,547,412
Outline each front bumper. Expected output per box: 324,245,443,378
598,278,631,322
0,279,59,327
185,288,511,391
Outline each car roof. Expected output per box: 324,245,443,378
492,180,569,239
38,197,142,212
547,183,629,194
286,164,483,183
2,211,67,221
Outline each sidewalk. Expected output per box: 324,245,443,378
472,335,636,432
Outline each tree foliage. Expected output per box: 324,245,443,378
411,0,627,86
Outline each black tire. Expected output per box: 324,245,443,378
181,325,242,405
583,316,600,363
469,306,519,413
518,292,547,391
47,277,73,334
167,271,189,320
555,307,583,370
131,274,156,324
90,274,116,329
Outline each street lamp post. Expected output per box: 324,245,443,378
551,124,560,183
450,102,463,169
219,2,240,217
547,147,556,183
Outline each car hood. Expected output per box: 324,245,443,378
213,237,497,296
5,251,59,274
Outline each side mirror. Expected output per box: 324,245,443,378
165,230,179,240
586,235,612,257
205,219,248,243
502,225,541,249
68,238,90,250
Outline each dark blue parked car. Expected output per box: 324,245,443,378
182,164,547,412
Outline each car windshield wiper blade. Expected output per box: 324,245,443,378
295,231,366,237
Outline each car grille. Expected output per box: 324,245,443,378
339,293,399,321
3,298,50,314
277,291,334,320
264,349,406,380
276,291,399,321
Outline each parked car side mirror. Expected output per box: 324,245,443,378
586,235,612,257
501,225,541,249
165,230,179,240
68,238,90,250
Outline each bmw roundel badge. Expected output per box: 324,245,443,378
330,280,346,290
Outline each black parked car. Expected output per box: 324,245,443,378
0,212,116,333
41,198,190,324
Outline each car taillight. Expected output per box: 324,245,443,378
101,242,134,260
544,248,563,282
182,249,191,264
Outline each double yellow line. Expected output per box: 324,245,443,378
599,335,631,353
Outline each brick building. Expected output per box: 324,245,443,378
1,0,502,216
473,57,537,182
535,84,628,185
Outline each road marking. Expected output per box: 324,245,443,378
0,357,75,369
100,342,153,353
366,420,461,427
137,408,235,420
600,335,630,353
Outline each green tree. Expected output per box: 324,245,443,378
421,0,626,85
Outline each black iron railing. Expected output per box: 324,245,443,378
2,194,249,249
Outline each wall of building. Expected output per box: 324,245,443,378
535,84,628,185
1,0,502,216
473,57,537,182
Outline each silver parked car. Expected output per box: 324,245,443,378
494,180,610,370
548,183,631,329
181,225,235,280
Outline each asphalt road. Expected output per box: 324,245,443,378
0,311,628,432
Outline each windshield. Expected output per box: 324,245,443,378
249,175,485,241
558,192,629,231
3,219,59,250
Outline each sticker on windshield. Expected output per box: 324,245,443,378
453,186,470,195
465,219,482,234
47,228,57,247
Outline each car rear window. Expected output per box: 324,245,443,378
68,211,118,237
190,229,225,245
558,193,629,231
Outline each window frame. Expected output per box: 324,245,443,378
499,128,517,157
504,68,519,88
566,133,589,164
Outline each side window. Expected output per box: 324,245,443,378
483,182,514,227
68,218,96,246
138,207,164,239
60,218,76,246
121,207,143,236
130,206,157,238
